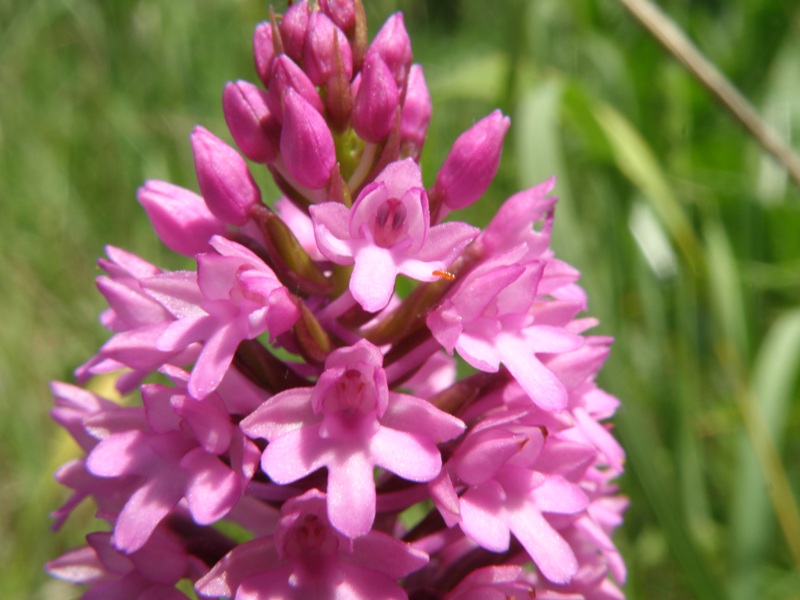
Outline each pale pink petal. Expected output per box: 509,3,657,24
350,245,398,312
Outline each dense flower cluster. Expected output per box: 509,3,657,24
48,1,627,598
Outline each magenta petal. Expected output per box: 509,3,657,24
155,315,212,355
507,504,578,584
327,450,376,537
380,394,465,442
459,482,510,552
114,474,185,553
455,329,501,373
497,334,568,412
261,425,329,484
87,430,151,477
410,221,479,264
531,474,588,514
46,546,106,584
351,532,428,578
195,537,280,598
240,388,315,440
370,427,441,482
188,322,248,399
141,271,205,319
454,430,525,487
350,245,397,312
181,448,240,524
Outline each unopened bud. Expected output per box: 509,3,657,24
399,64,431,160
253,21,275,87
280,88,336,190
279,0,309,63
267,55,324,121
430,110,510,210
304,11,353,87
137,180,227,256
368,13,412,89
223,81,279,163
191,126,263,226
319,0,356,36
352,52,399,143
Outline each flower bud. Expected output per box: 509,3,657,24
223,81,279,163
253,21,275,87
368,13,412,89
430,109,510,210
319,0,356,35
399,64,431,160
280,88,336,190
267,55,324,121
137,180,227,256
191,126,263,226
352,52,399,143
303,11,353,87
278,0,309,63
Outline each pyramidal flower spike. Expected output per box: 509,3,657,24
49,2,627,598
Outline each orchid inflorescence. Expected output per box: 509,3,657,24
47,1,627,598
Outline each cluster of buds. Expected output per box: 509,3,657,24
47,1,627,598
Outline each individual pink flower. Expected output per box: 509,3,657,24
311,158,478,312
86,368,260,552
143,235,300,398
196,489,429,599
240,340,465,538
427,254,583,412
443,412,590,584
47,529,197,600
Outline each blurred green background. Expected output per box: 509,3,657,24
2,0,800,598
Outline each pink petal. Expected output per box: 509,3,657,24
327,450,376,537
531,475,588,514
507,504,577,584
181,448,240,524
239,388,315,440
370,427,442,482
497,333,568,412
114,473,185,553
261,425,329,484
310,202,357,265
459,482,510,552
188,322,248,399
350,245,398,312
87,430,151,478
380,394,465,442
